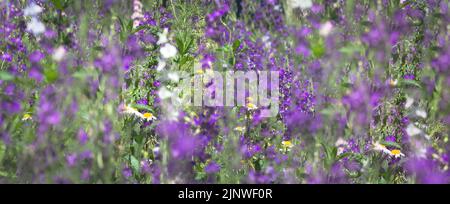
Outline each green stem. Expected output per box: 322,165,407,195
170,0,178,21
0,60,5,71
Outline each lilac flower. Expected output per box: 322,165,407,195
29,51,45,63
204,161,220,174
122,166,133,178
201,53,215,69
36,87,62,138
140,160,152,174
77,129,89,145
28,66,44,82
81,168,91,181
66,154,77,167
156,121,198,159
385,135,396,143
1,53,12,62
0,132,11,145
406,158,449,184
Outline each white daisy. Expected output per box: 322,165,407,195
390,149,405,158
120,104,157,121
373,141,391,155
120,104,147,120
142,112,157,121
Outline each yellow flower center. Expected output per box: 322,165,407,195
389,79,398,86
246,103,257,110
196,69,204,74
234,126,245,132
22,113,32,120
282,140,293,148
391,149,401,155
143,112,154,119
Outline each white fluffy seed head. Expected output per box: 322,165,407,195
24,3,43,16
289,0,313,9
160,43,177,59
27,17,46,35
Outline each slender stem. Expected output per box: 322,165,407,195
220,18,233,43
0,60,5,71
170,0,178,21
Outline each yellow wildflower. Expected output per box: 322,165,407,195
234,126,246,132
196,69,204,75
390,149,405,158
389,78,398,87
246,102,257,110
281,140,294,149
22,113,32,121
142,112,156,121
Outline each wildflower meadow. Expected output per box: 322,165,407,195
0,0,449,184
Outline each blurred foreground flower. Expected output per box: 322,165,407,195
288,0,312,9
23,2,43,16
160,43,178,59
27,17,45,35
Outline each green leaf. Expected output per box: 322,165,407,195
175,33,194,56
311,38,325,58
0,71,14,81
195,172,206,180
117,16,131,42
130,155,140,173
127,20,134,33
117,16,126,32
340,82,353,89
131,25,152,34
132,104,153,112
232,39,241,53
398,79,422,88
337,152,352,160
72,69,96,79
339,44,364,55
345,0,355,18
92,46,104,51
380,141,402,149
44,67,59,83
319,107,336,116
51,0,64,10
0,141,6,163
